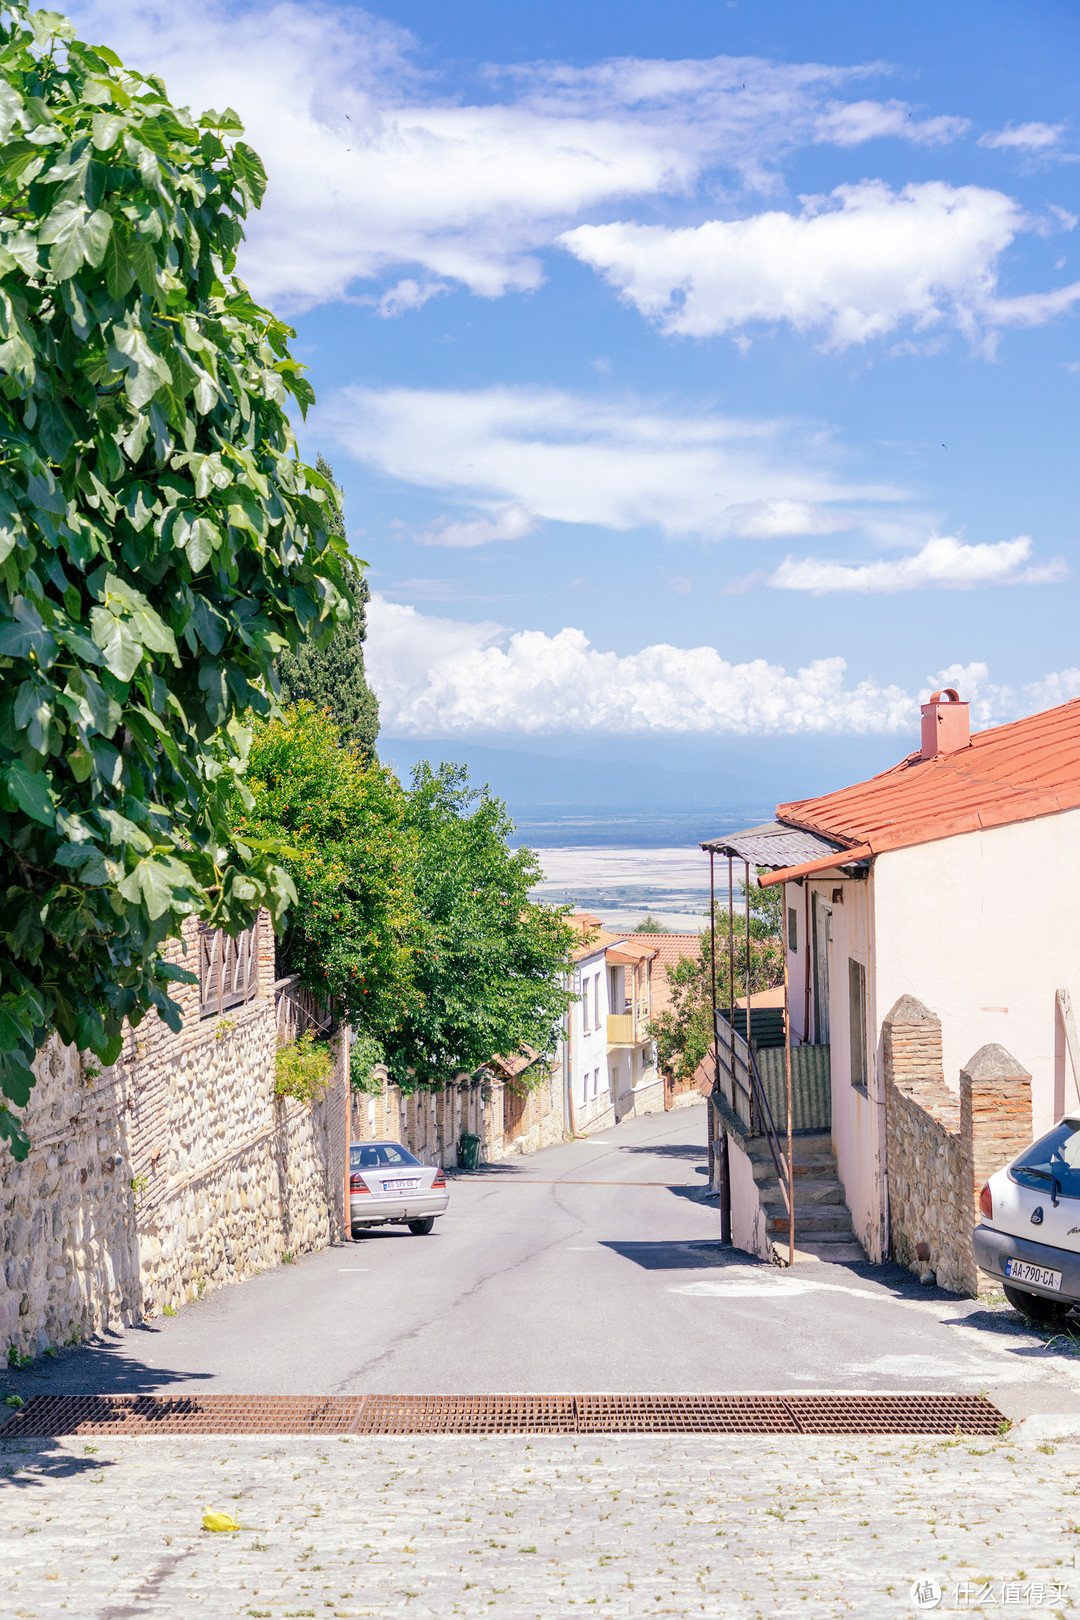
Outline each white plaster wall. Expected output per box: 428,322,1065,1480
728,1135,772,1261
784,883,812,1045
573,947,609,1113
785,874,886,1260
872,807,1080,1138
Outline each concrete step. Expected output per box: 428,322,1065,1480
750,1157,838,1186
759,1178,845,1207
767,1208,855,1236
746,1139,836,1169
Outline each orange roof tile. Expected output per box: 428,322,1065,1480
631,932,704,1017
776,696,1080,861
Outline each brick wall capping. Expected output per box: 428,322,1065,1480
884,994,939,1027
960,1043,1031,1084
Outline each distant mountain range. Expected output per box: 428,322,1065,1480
378,732,910,815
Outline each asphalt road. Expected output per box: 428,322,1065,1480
11,1104,1080,1418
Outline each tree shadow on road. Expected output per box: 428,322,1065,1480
1,1331,212,1401
0,1437,115,1490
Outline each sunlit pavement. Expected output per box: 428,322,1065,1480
3,1428,1080,1617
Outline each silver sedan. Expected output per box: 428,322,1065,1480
349,1141,449,1236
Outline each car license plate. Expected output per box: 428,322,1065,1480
382,1179,421,1194
1005,1258,1063,1291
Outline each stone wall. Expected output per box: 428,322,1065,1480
883,996,1032,1295
0,914,348,1360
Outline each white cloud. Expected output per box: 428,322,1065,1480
365,595,916,735
927,661,1080,731
417,504,538,548
316,385,897,540
366,595,1080,737
814,99,969,148
768,534,1067,594
69,1,972,310
369,279,450,318
979,121,1065,152
561,181,1080,348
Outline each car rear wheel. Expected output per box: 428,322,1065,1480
1003,1282,1072,1321
408,1218,435,1235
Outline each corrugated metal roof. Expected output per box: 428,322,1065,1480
777,696,1080,857
700,821,851,868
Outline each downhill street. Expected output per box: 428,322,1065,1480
10,1104,1080,1419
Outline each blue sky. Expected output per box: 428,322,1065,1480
73,0,1080,757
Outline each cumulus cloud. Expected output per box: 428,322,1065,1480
561,181,1080,348
979,122,1066,152
365,595,915,735
316,385,895,540
768,534,1067,594
417,504,538,548
365,596,1079,737
68,0,972,310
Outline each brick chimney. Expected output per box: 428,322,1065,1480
920,688,970,760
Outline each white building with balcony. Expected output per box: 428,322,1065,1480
561,914,663,1134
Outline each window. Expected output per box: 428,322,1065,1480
1010,1122,1080,1199
593,1067,599,1097
848,957,868,1090
199,921,259,1017
350,1143,420,1169
594,972,601,1029
787,906,798,953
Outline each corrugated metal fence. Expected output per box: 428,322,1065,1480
757,1045,832,1133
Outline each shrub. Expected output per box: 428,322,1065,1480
274,1030,334,1104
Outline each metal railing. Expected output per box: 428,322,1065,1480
714,1009,790,1216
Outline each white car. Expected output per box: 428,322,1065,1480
349,1141,449,1237
973,1115,1080,1321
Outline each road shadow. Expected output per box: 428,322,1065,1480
1,1332,212,1401
947,1306,1080,1360
0,1438,116,1490
665,1184,720,1204
618,1143,708,1161
602,1240,760,1271
445,1163,538,1179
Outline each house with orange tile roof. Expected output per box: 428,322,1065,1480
703,689,1080,1263
630,933,705,1021
561,914,663,1131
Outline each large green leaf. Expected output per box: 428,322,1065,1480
5,761,56,826
0,3,356,1159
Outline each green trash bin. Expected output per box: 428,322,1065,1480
458,1133,481,1171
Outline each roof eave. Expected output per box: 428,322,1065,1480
757,843,874,889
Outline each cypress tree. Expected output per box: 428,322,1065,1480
277,456,380,759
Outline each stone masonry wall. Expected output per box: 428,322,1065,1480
884,995,1032,1296
0,912,347,1360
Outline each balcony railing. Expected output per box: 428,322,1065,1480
607,1006,652,1046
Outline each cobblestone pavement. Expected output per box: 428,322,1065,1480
3,1430,1080,1619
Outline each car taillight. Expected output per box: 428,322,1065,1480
432,1168,446,1189
350,1173,370,1194
979,1181,993,1220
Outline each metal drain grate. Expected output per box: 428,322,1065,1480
0,1395,361,1438
356,1394,579,1435
0,1391,1005,1439
574,1395,801,1434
